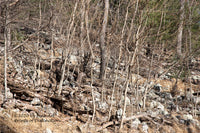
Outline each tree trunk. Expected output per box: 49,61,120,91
177,0,185,58
4,4,11,100
58,2,78,96
100,0,109,80
80,0,85,58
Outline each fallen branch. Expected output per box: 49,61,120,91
96,113,147,132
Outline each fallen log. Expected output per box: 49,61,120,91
0,77,53,105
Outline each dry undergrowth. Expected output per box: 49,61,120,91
0,109,83,133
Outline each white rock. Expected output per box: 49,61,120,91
31,98,41,105
150,101,165,111
116,108,123,120
97,101,108,110
192,97,200,104
107,96,116,105
131,97,136,105
183,114,193,120
138,100,143,107
142,122,149,133
93,91,101,99
150,101,156,109
69,55,78,65
120,96,130,106
162,110,169,115
149,110,159,117
157,103,165,111
131,118,141,129
45,128,52,133
7,91,13,99
139,86,145,93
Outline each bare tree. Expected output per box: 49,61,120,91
80,0,86,58
58,1,78,96
4,5,8,100
4,2,11,100
108,1,132,120
100,0,109,80
177,0,185,58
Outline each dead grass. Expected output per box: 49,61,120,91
0,109,82,133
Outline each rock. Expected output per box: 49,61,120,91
148,110,159,117
63,79,69,86
45,128,52,133
88,124,96,131
69,55,78,65
157,103,165,111
31,98,41,106
166,72,172,78
43,105,58,116
190,75,200,85
107,96,116,105
153,84,162,92
69,82,76,88
83,104,91,111
149,101,168,115
97,101,108,112
12,108,20,112
120,96,131,106
183,114,193,120
41,79,51,88
3,112,11,119
131,97,136,105
93,91,101,101
0,93,3,105
177,96,184,102
160,98,165,103
30,111,37,118
139,86,145,93
185,88,194,101
179,119,185,124
116,108,123,120
191,119,200,128
138,100,143,107
142,122,148,133
162,110,169,115
148,90,159,99
38,49,50,60
150,101,164,111
131,118,141,129
2,99,16,109
192,96,200,104
6,88,13,99
167,102,176,110
160,92,173,100
0,108,4,112
68,74,75,82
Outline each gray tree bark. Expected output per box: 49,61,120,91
177,0,185,57
100,0,109,80
4,3,11,100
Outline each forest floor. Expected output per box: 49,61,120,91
0,37,200,133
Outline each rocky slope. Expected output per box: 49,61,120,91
0,34,200,133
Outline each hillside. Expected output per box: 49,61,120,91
0,0,200,133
